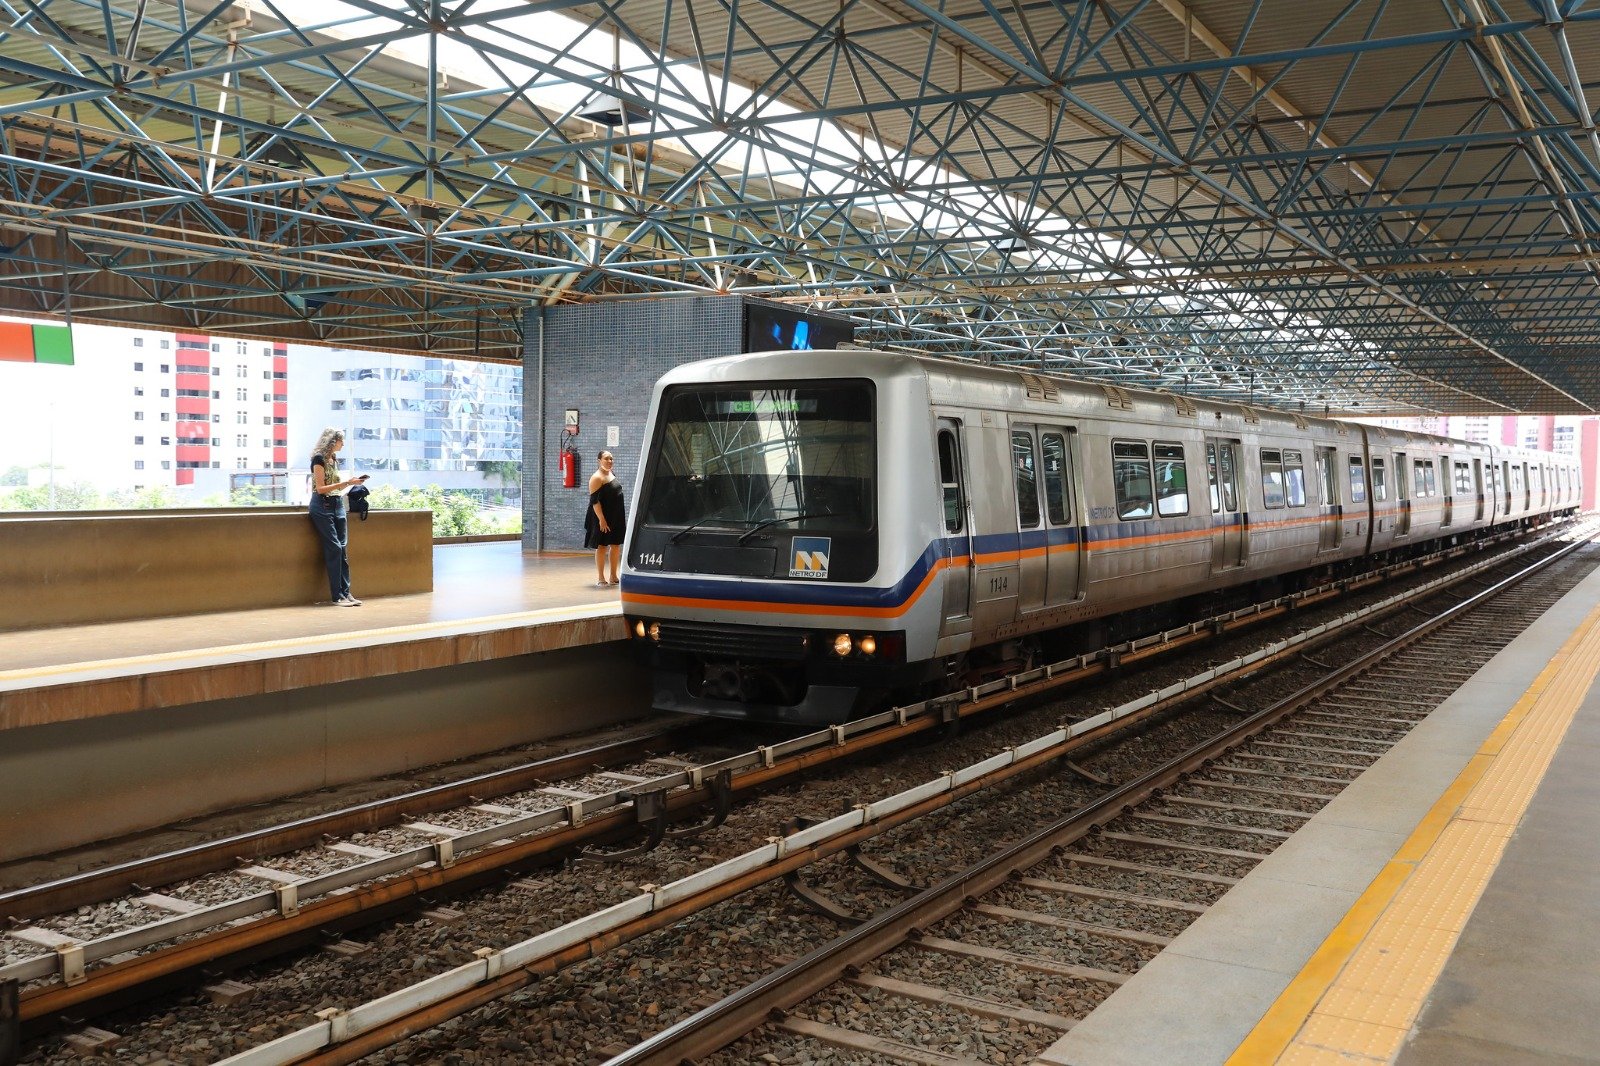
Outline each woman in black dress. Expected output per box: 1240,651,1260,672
585,450,626,588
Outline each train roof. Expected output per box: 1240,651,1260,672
659,350,1569,463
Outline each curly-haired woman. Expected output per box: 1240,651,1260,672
308,427,367,606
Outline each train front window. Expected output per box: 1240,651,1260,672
640,382,874,533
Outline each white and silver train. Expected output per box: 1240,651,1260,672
619,350,1579,724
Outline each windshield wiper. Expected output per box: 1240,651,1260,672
668,512,732,544
736,511,837,546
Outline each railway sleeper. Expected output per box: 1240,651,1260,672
845,972,1077,1032
908,935,1130,987
971,902,1172,948
1013,877,1208,915
1189,776,1337,802
1052,852,1240,886
773,1015,985,1066
1251,739,1386,760
1129,813,1294,842
1162,794,1315,821
1094,830,1272,861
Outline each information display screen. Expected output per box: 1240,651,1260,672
743,301,855,352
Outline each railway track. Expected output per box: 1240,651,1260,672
607,530,1596,1066
127,526,1591,1066
2,522,1587,1063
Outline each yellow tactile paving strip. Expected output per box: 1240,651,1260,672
1230,598,1600,1065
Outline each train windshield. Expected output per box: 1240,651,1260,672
641,382,874,533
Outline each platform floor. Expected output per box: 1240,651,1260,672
0,542,627,728
0,541,615,672
1036,551,1600,1065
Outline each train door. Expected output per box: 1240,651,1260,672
1206,437,1246,571
1395,450,1412,536
1011,427,1047,615
1473,459,1485,521
1039,427,1085,605
936,419,972,631
1347,452,1369,545
1370,452,1389,537
1316,447,1342,551
1441,457,1456,527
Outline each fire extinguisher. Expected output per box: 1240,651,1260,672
558,437,578,488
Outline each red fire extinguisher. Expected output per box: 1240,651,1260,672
559,441,578,488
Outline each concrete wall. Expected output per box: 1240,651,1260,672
521,296,745,551
0,642,650,862
0,508,434,630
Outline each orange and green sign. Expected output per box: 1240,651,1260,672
0,322,74,365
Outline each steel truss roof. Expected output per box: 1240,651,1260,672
2,0,1600,414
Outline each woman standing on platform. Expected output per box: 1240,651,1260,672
585,450,626,588
309,427,367,606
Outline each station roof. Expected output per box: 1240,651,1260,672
2,0,1599,415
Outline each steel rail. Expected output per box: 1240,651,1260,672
0,730,694,923
603,530,1594,1065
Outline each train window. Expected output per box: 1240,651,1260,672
1371,458,1387,501
1283,449,1307,506
1041,433,1071,525
937,429,963,534
1413,459,1438,497
641,383,875,532
1217,444,1238,511
1207,444,1220,512
1454,462,1472,496
1349,456,1367,503
1012,431,1041,528
1113,440,1154,520
1317,449,1337,505
1259,449,1286,509
1154,442,1188,517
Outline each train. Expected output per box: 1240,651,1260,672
618,349,1580,724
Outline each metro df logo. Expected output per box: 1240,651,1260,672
789,536,832,579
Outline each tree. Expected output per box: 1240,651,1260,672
478,460,521,497
229,484,270,506
367,483,521,537
0,481,102,511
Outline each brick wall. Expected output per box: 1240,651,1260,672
521,295,744,550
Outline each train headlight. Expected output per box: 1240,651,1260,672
858,635,877,657
832,633,853,657
648,622,661,642
634,620,646,639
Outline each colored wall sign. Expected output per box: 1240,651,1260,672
0,323,74,364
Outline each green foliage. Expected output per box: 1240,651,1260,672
0,481,102,511
367,483,521,536
128,485,180,509
229,485,270,506
477,460,521,493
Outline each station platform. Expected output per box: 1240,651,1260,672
0,540,627,732
1038,551,1600,1065
0,541,646,864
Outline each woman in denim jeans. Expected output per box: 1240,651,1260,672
308,427,367,606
